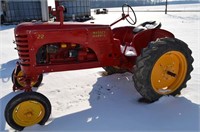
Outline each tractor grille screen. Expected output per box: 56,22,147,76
15,34,30,66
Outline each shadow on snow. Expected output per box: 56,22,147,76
0,25,16,31
28,74,200,131
0,92,22,131
0,59,18,83
37,97,200,131
1,73,199,131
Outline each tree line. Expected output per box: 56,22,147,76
90,0,200,8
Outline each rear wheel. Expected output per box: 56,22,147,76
133,38,193,102
103,66,127,75
4,92,51,131
12,67,43,88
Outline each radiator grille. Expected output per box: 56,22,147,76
15,34,30,66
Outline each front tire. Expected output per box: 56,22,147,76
133,38,193,102
11,67,43,88
5,92,51,131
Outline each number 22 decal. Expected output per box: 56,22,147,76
37,34,45,39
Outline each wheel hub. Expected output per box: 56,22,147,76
161,63,176,79
13,100,45,127
151,51,187,95
17,71,37,87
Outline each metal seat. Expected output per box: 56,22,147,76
133,21,162,34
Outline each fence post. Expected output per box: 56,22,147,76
165,0,168,14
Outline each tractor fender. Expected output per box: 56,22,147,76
132,29,175,55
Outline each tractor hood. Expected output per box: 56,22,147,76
15,21,110,35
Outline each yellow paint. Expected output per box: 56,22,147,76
71,44,76,47
61,44,67,48
12,100,45,127
92,31,106,38
151,51,187,95
37,34,44,39
17,71,37,87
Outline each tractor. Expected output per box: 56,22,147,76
5,4,193,131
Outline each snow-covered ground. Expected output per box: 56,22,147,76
1,4,200,132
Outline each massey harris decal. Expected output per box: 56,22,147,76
92,31,106,38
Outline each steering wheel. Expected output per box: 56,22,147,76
122,4,137,25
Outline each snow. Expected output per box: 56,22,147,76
120,45,137,56
1,3,200,132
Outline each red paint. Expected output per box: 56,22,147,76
13,6,174,91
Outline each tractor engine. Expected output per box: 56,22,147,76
36,43,97,65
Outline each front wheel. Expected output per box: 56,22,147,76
133,38,193,102
5,92,51,131
11,67,43,88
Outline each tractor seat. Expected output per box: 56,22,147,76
133,21,162,34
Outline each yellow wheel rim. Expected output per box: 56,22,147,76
151,51,187,95
12,100,45,127
17,71,37,87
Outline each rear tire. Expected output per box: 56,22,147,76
133,38,193,102
4,92,51,131
103,66,127,75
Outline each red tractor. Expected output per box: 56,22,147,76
5,4,193,130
